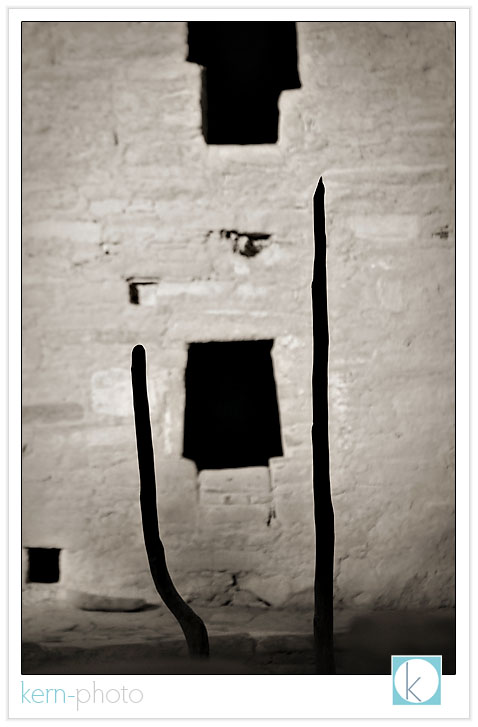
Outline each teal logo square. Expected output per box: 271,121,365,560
392,656,441,705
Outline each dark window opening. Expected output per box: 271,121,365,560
183,340,283,471
187,22,301,144
27,547,60,583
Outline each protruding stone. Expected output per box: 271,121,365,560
62,590,149,612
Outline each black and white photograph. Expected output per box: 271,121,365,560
8,4,472,720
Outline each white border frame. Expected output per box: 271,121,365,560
7,5,470,721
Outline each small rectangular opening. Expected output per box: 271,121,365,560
27,548,60,583
183,340,283,470
127,278,159,306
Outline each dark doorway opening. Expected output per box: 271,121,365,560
183,340,283,470
27,547,60,583
187,22,301,144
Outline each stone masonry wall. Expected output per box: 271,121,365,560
22,21,455,609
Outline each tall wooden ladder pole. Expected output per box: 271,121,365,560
131,344,209,658
312,178,336,674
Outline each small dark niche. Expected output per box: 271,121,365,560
27,547,60,583
128,280,157,305
129,282,140,305
183,340,283,471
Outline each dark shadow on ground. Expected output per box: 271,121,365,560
22,608,455,675
334,609,455,675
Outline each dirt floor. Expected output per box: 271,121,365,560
22,587,455,675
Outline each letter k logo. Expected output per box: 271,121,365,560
392,656,441,705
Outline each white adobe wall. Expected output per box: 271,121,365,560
22,21,455,609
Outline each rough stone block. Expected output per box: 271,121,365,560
22,403,84,424
198,467,271,495
269,458,312,492
22,548,29,586
199,491,252,506
89,198,124,217
241,574,293,607
198,504,270,529
23,219,101,244
62,590,148,612
158,488,198,525
274,492,315,531
91,368,137,418
347,214,419,240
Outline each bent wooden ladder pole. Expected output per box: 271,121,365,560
312,178,336,674
131,344,209,658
